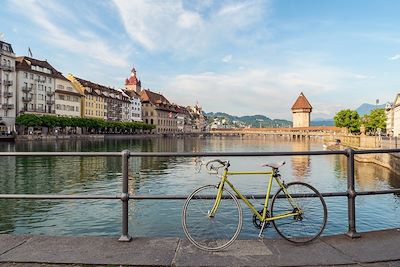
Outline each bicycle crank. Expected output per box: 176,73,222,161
253,210,270,229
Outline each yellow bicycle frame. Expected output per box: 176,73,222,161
209,168,301,222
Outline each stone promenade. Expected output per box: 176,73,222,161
1,229,400,266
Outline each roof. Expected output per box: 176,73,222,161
125,76,141,86
291,92,312,110
0,41,14,54
140,89,170,104
140,89,178,112
15,56,68,81
73,76,129,101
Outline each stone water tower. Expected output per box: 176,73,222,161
291,92,312,128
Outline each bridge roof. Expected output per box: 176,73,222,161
292,92,312,110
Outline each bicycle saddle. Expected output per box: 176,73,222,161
262,161,286,169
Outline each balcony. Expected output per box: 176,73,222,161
2,104,14,110
22,96,32,102
46,100,55,105
46,91,55,97
0,65,14,72
3,80,13,86
3,92,13,98
22,86,33,93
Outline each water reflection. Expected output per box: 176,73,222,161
291,141,311,179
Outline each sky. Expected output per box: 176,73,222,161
1,0,400,120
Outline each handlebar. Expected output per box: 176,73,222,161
195,158,230,174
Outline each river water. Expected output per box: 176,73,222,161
0,136,399,238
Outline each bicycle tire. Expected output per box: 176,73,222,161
182,185,243,251
271,182,327,243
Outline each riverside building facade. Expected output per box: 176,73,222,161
15,57,58,116
140,89,178,133
0,40,16,133
55,76,82,118
124,67,142,122
68,75,106,119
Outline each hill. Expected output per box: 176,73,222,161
205,112,292,128
356,103,385,116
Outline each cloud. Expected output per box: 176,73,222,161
8,0,130,68
161,62,352,119
112,0,269,54
389,54,400,61
222,54,232,63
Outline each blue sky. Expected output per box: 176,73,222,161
1,0,400,119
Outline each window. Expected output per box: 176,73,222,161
59,94,65,100
30,74,34,79
57,85,64,90
24,72,28,78
38,94,44,100
48,78,52,83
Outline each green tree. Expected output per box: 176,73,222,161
362,108,386,134
334,109,361,133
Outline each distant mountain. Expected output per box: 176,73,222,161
311,119,334,126
205,112,292,128
356,103,385,116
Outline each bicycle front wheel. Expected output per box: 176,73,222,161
182,185,243,251
271,182,327,243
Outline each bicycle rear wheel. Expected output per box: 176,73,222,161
182,185,243,251
271,182,327,243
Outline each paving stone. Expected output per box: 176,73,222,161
0,235,179,266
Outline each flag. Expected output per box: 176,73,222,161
168,112,173,118
28,47,33,57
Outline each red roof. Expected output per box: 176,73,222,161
291,92,312,110
125,76,141,86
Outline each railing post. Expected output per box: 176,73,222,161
119,150,132,242
345,148,361,238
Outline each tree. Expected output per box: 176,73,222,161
15,114,155,133
362,108,386,134
334,109,361,133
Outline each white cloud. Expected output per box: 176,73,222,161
389,54,400,61
222,54,232,63
162,63,352,119
112,0,269,53
9,0,129,68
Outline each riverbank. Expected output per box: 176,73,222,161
1,229,400,266
326,142,400,175
14,132,207,142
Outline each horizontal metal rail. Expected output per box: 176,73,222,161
1,189,399,200
1,148,400,240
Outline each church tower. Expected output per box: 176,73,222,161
291,92,312,128
125,66,142,95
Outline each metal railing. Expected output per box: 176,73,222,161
1,148,400,241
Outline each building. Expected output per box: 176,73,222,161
55,75,82,118
128,90,142,122
385,102,394,136
140,89,178,133
15,56,58,116
125,67,141,95
124,67,142,122
387,94,400,137
291,92,312,128
0,40,16,133
187,105,207,132
68,75,106,119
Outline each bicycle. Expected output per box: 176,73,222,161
182,159,327,251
